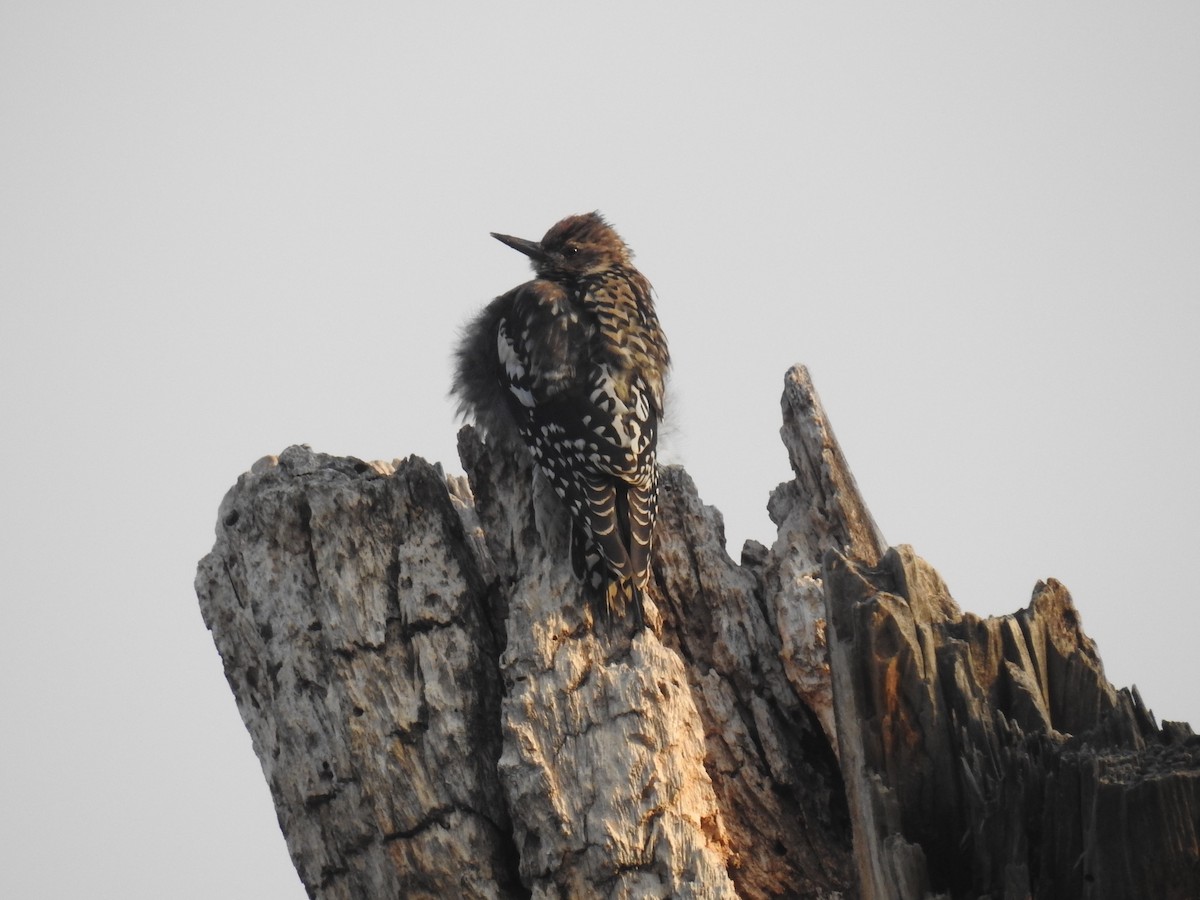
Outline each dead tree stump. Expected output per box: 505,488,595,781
196,365,1199,899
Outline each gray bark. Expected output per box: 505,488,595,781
196,364,1198,899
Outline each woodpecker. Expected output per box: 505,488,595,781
452,212,670,622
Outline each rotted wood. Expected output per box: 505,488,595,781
196,363,1198,899
195,365,873,898
195,448,522,899
824,546,1200,900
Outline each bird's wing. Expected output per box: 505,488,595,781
498,281,591,409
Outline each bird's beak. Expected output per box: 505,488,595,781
491,232,546,262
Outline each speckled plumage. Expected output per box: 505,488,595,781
452,213,670,621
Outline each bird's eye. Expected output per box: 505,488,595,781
566,245,580,256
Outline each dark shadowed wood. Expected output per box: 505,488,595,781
825,547,1200,900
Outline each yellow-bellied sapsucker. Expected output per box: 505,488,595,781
453,212,670,622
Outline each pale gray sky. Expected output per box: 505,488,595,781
2,4,1197,897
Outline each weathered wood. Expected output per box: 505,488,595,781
196,366,870,898
824,546,1200,900
765,366,888,749
196,364,1199,899
457,433,744,899
195,448,521,898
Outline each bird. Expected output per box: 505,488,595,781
452,212,670,623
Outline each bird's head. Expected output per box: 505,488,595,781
492,212,632,279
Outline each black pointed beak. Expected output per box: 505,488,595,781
491,232,545,262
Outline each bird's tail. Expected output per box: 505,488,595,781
570,476,655,625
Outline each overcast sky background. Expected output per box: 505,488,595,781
2,4,1197,897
